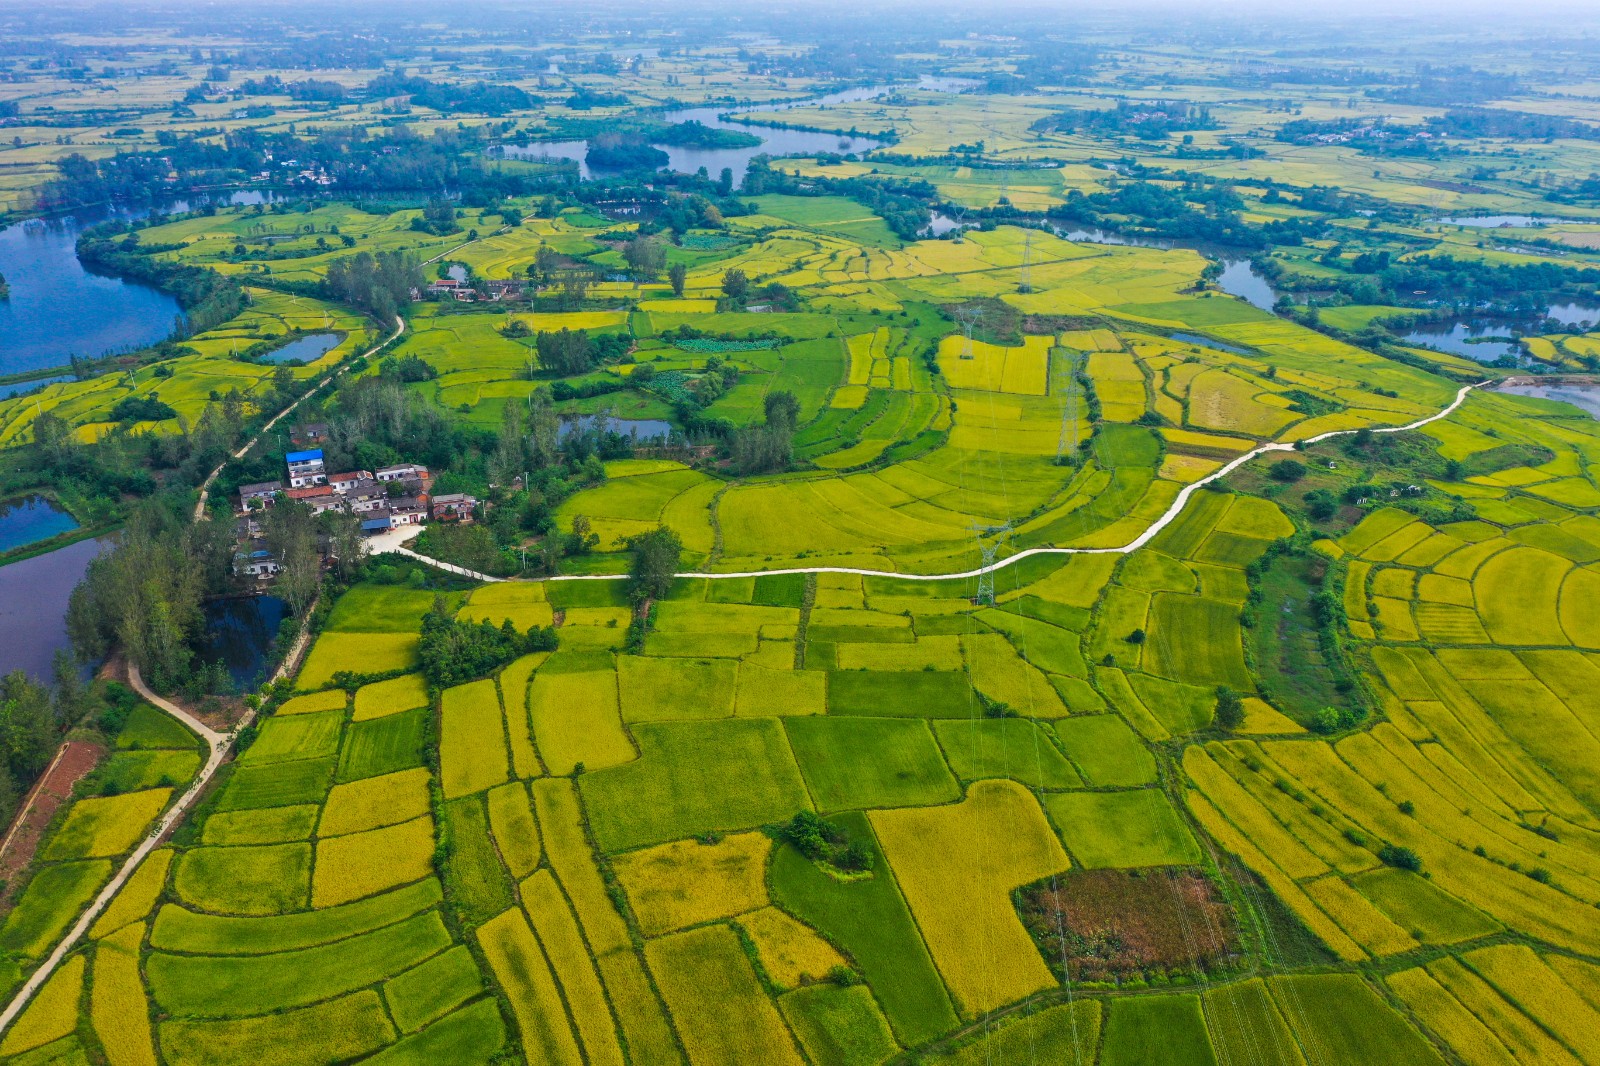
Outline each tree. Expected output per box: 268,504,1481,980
623,236,666,280
667,262,688,297
52,649,90,726
31,410,75,466
536,328,594,376
721,268,749,301
265,500,321,616
627,526,682,605
321,509,367,583
0,671,57,783
1378,844,1422,871
1304,488,1338,521
1214,685,1244,731
763,390,801,433
1270,458,1307,483
67,503,207,691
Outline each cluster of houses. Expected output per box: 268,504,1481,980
422,277,525,302
232,435,479,579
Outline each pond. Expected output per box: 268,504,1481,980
0,495,80,554
1402,300,1600,363
0,535,113,682
559,415,673,441
1402,319,1524,363
259,332,341,365
1215,260,1278,312
1499,383,1600,419
200,595,288,690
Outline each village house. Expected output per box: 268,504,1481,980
327,470,374,494
285,448,327,488
389,497,427,525
238,481,282,510
234,540,282,579
286,484,344,515
291,422,330,447
376,463,429,483
344,479,389,513
431,493,479,522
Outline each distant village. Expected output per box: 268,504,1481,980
232,422,479,579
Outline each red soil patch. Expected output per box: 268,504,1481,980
1019,867,1241,982
0,740,106,894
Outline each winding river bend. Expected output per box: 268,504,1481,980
493,76,976,186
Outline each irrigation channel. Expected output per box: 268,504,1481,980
0,376,1489,1033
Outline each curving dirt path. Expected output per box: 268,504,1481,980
0,643,307,1034
381,381,1489,584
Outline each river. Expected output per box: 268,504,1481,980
0,535,112,682
1499,383,1600,419
0,190,278,380
492,76,975,188
0,214,182,378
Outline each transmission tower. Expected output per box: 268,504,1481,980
968,521,1014,605
1018,229,1034,294
954,305,983,360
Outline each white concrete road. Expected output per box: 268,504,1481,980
376,381,1489,585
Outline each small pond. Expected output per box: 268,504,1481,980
200,595,289,691
1168,332,1252,355
259,332,341,365
559,415,673,441
0,495,80,554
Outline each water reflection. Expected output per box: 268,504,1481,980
0,536,112,682
0,495,80,554
1499,384,1600,419
201,595,288,690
